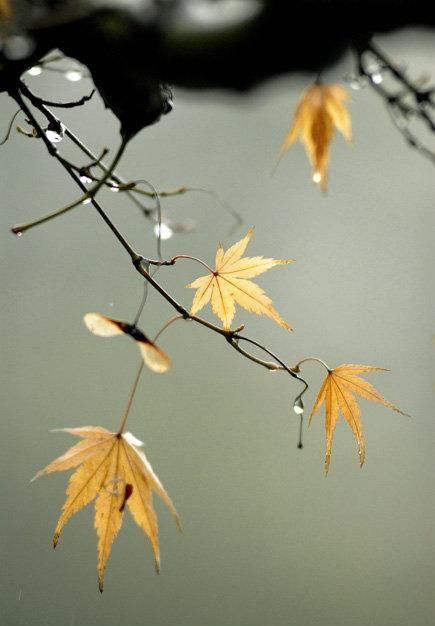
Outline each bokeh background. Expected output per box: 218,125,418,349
1,27,434,626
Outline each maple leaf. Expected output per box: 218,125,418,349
186,228,293,331
33,426,180,591
310,364,407,475
277,82,352,191
83,313,171,373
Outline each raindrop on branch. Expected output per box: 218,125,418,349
154,223,174,240
293,396,304,415
371,71,384,85
344,73,368,91
45,121,65,144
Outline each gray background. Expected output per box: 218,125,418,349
1,28,434,626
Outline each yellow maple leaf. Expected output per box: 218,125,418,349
310,364,406,475
186,228,293,331
277,82,352,191
33,426,180,591
83,313,171,373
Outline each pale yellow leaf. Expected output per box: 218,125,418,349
187,230,293,330
188,274,214,316
34,426,179,591
310,364,406,475
94,441,123,592
277,82,352,191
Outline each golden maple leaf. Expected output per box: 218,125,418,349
33,426,180,591
277,82,352,191
310,364,406,475
186,228,293,331
83,313,171,373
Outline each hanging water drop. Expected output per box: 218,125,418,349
154,223,174,240
82,198,92,205
371,71,384,85
292,395,304,449
45,121,65,144
344,73,368,91
16,231,22,237
79,174,92,185
312,171,322,185
293,396,304,415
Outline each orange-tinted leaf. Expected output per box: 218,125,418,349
310,364,406,475
277,82,352,191
33,426,179,591
83,313,171,373
186,229,293,330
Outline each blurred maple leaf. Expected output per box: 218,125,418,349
33,426,180,591
186,228,293,330
309,364,407,475
277,82,352,191
83,313,171,373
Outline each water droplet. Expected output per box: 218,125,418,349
27,66,42,76
154,223,174,240
45,129,62,143
45,122,65,144
371,71,384,85
110,185,119,193
65,70,83,82
344,73,368,91
79,174,92,185
312,172,322,184
293,396,304,415
82,198,92,205
16,231,22,237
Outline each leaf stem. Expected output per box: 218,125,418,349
153,315,184,343
146,254,215,274
117,362,145,435
292,357,330,372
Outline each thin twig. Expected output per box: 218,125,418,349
9,85,310,424
0,108,22,145
356,40,435,165
117,362,145,435
20,83,96,109
153,315,184,343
